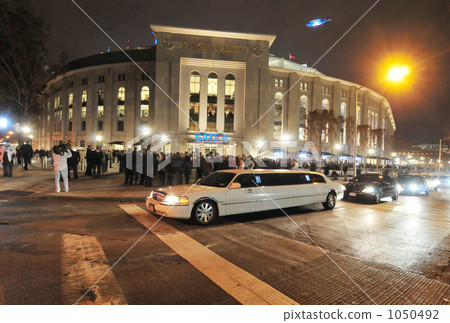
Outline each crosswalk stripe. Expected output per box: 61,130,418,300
120,203,299,305
61,233,127,305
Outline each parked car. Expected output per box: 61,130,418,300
343,173,400,203
397,175,429,195
146,169,344,225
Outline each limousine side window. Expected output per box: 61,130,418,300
259,173,310,186
233,174,259,188
309,174,326,183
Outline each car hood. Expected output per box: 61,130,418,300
151,184,222,196
345,182,377,191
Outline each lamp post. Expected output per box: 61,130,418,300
352,65,409,177
438,137,450,173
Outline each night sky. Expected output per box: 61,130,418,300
33,0,449,145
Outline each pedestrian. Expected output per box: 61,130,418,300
124,148,136,185
67,144,80,180
39,147,46,169
92,147,103,178
85,145,93,175
102,149,108,174
310,161,317,172
183,152,192,184
343,163,348,181
20,141,33,170
52,142,72,192
1,143,16,177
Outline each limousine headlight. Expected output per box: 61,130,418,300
163,195,189,205
362,187,375,194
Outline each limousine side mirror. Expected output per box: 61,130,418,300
229,182,241,189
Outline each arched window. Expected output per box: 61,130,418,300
224,74,235,132
81,91,87,118
189,72,200,131
274,92,283,140
68,93,73,119
322,98,329,110
299,95,308,140
97,89,104,117
140,86,150,118
117,87,125,117
207,73,218,131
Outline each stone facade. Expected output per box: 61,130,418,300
36,25,396,161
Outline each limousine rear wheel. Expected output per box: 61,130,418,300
191,200,218,225
323,193,336,210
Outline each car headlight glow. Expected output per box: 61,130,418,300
409,183,418,191
362,187,374,194
163,195,189,205
396,184,402,192
164,195,179,204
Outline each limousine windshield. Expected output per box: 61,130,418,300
198,172,236,187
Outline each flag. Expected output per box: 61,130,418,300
289,53,295,61
126,39,130,50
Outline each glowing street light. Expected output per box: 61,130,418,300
352,64,410,176
95,135,102,141
387,66,409,82
0,118,7,128
22,126,31,134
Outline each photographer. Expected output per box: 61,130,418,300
52,141,72,192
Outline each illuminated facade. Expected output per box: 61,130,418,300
36,25,396,160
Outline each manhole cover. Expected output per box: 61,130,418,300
0,190,34,196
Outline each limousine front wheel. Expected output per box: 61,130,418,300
323,193,336,210
192,200,218,225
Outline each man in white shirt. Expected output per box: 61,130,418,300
52,142,72,192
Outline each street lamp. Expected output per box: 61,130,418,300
352,65,410,177
0,118,8,128
438,137,450,173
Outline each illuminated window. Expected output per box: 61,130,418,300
299,95,308,140
97,89,104,117
322,86,330,95
97,106,104,117
117,87,125,117
207,73,218,131
274,79,279,87
224,74,235,132
356,106,361,125
68,107,73,119
140,86,150,118
68,93,73,107
274,92,283,140
322,98,329,110
300,82,308,91
189,72,200,131
279,79,284,87
81,106,86,118
81,91,87,105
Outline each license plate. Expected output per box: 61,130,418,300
349,192,356,197
148,204,155,212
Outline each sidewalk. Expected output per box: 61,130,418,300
0,161,154,202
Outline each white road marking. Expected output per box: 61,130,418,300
0,200,8,203
61,233,127,305
120,204,298,305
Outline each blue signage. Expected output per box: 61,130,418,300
195,133,228,143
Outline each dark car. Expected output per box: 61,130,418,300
397,175,429,195
343,173,400,203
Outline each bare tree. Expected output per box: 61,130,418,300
0,0,54,120
305,110,340,158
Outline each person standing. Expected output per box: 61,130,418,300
92,147,103,178
1,143,16,177
85,145,93,175
310,161,317,172
183,152,192,184
20,141,33,170
52,142,72,192
67,144,80,180
39,147,46,169
343,163,348,181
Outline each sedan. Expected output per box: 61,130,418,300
343,173,400,203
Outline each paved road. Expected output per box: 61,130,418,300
0,189,448,304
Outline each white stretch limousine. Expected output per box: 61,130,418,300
146,169,344,225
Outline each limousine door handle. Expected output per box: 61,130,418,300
247,189,253,193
